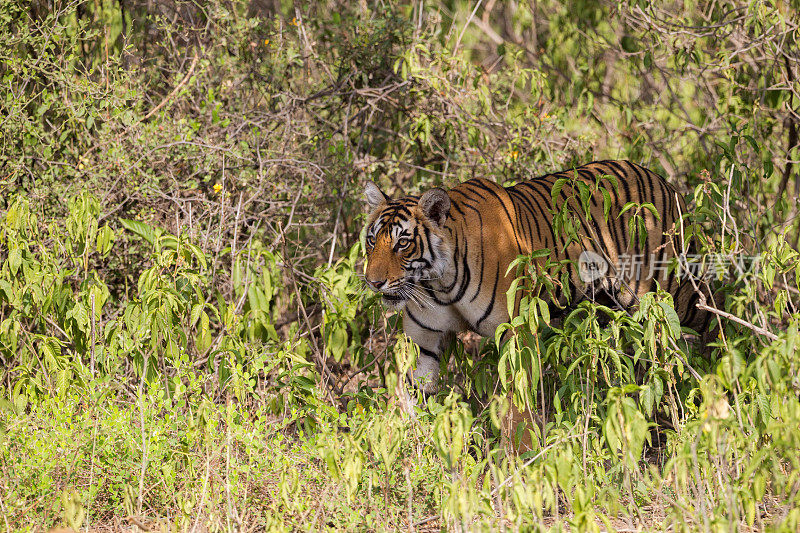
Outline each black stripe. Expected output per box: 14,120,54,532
630,164,649,297
458,181,489,200
419,347,440,361
520,181,561,254
470,180,524,254
605,160,627,176
684,291,701,328
420,225,434,266
451,187,484,205
475,266,500,329
453,199,486,304
436,221,460,294
507,188,539,247
405,309,444,332
449,199,467,217
432,223,472,306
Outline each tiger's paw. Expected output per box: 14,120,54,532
411,353,441,396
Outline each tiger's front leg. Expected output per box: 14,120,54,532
402,303,465,395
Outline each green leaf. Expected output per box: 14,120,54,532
262,267,273,299
67,301,90,333
577,181,591,216
119,218,161,246
618,202,637,217
537,298,550,326
506,277,520,317
756,394,771,422
327,324,348,362
190,303,204,327
96,224,115,256
640,384,654,417
186,243,208,270
603,410,620,451
551,178,568,207
658,301,681,339
160,234,178,251
601,188,612,221
498,349,509,390
638,216,648,249
166,339,180,361
196,312,212,353
7,249,21,276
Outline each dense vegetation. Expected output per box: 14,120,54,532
1,0,799,530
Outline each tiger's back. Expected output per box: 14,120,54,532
504,160,708,330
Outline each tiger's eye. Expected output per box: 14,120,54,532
395,237,411,251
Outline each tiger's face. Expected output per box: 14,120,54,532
362,182,452,309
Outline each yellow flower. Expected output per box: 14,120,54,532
291,17,298,26
510,150,519,160
213,183,222,194
264,38,269,46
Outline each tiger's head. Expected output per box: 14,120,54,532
362,182,452,309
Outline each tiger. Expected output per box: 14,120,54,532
362,160,715,395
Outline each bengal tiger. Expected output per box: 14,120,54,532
363,160,715,395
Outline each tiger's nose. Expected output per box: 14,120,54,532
366,277,386,290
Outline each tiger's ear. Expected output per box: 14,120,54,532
364,182,389,208
419,188,450,227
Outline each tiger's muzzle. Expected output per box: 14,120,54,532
364,276,410,309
